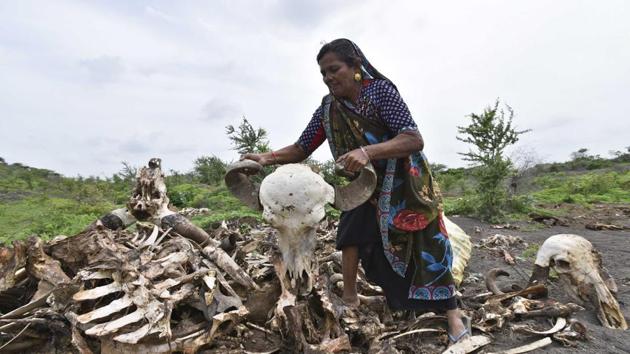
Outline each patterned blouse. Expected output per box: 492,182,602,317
296,79,419,155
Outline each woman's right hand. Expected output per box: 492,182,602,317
241,152,273,166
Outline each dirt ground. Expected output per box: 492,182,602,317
451,209,630,354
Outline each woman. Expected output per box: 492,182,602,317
243,39,469,343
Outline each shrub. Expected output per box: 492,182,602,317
193,156,226,185
456,99,530,221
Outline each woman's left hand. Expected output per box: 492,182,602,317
336,148,369,173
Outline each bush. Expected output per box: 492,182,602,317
435,168,468,195
169,183,206,207
443,195,478,216
456,100,530,222
193,156,226,185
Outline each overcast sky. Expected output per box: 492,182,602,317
1,1,629,177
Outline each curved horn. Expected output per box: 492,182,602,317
333,162,378,211
224,159,263,210
485,268,510,295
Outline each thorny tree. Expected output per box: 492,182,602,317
457,99,530,221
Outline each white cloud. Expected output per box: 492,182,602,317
1,0,629,176
79,55,125,83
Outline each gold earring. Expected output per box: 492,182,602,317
354,72,361,82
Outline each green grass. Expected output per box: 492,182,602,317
443,169,630,220
0,196,116,243
520,243,540,259
0,184,261,243
187,185,262,229
531,171,630,205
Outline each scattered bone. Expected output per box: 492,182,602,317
585,222,626,231
178,207,210,218
552,319,588,346
491,223,519,230
441,335,492,354
487,337,552,354
520,302,584,319
529,213,568,226
390,328,442,340
502,249,516,265
512,317,567,335
478,234,527,250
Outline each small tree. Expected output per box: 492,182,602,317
193,155,226,185
225,117,270,154
457,99,530,221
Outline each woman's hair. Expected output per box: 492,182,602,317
316,38,360,67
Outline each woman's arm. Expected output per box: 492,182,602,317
241,143,307,166
337,131,423,173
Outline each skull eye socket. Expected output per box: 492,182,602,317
554,259,571,271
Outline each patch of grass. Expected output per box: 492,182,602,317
531,171,630,205
521,243,540,259
443,195,478,216
187,184,263,229
0,196,116,243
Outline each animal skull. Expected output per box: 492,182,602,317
225,160,377,293
127,158,170,223
259,164,334,291
529,234,627,329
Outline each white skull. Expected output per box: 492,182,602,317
534,234,627,329
259,164,334,291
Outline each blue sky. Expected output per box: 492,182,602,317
1,0,629,176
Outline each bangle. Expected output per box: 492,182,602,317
271,151,279,164
359,146,371,161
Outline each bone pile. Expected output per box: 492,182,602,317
0,219,624,353
0,224,251,353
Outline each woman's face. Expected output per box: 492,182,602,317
318,52,359,99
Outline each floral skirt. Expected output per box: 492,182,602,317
337,202,457,311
